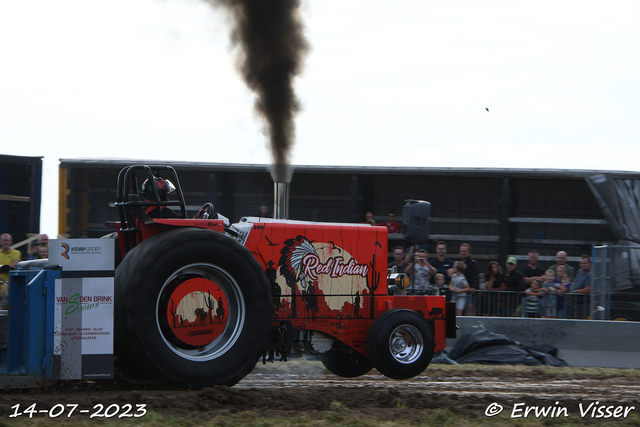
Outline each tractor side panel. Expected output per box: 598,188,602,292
244,222,388,354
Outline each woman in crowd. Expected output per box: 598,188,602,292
483,261,505,316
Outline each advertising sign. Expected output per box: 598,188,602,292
49,238,114,272
50,239,114,380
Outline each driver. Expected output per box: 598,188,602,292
141,176,181,218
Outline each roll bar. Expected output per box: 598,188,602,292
115,165,187,252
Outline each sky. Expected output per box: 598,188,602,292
1,0,639,236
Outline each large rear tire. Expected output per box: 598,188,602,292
115,227,272,387
366,309,435,380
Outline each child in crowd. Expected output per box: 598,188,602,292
523,278,544,318
449,261,470,316
434,273,446,296
540,269,560,318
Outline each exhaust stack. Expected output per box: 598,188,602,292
274,182,290,220
271,164,293,220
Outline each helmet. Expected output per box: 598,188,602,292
141,177,176,201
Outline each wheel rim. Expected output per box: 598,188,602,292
156,263,245,361
388,324,424,364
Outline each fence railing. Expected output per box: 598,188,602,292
413,287,640,320
403,244,640,321
421,289,594,319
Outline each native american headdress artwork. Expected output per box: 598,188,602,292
278,235,317,289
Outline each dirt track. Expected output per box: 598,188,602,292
2,362,639,422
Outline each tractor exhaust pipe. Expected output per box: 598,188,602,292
270,164,293,220
274,182,290,220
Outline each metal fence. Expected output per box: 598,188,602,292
403,245,640,321
408,288,593,319
592,245,640,321
453,290,591,319
473,290,592,319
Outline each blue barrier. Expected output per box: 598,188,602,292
0,265,60,388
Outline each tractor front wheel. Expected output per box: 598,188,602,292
366,309,435,380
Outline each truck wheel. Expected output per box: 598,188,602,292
115,227,272,387
319,346,373,378
366,309,434,380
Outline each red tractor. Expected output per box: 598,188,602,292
112,165,455,387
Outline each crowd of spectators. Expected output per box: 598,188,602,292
0,233,50,300
381,233,592,319
480,250,591,319
0,233,61,309
365,211,596,319
0,233,50,269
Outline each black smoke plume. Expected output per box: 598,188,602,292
204,0,309,182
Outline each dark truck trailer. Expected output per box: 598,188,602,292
0,155,42,245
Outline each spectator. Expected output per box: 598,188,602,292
434,273,446,296
362,212,376,226
522,250,545,286
27,234,49,260
554,265,571,318
379,211,400,234
405,249,436,294
485,261,505,290
388,246,409,274
404,243,425,268
523,279,544,318
0,233,21,285
549,251,575,280
429,241,454,285
504,257,526,291
568,255,592,319
449,261,471,316
504,257,525,316
540,269,559,318
256,204,271,218
448,243,479,315
37,245,49,260
484,261,505,316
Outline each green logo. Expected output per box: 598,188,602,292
65,293,100,315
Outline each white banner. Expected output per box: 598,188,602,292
49,239,114,271
53,277,114,379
